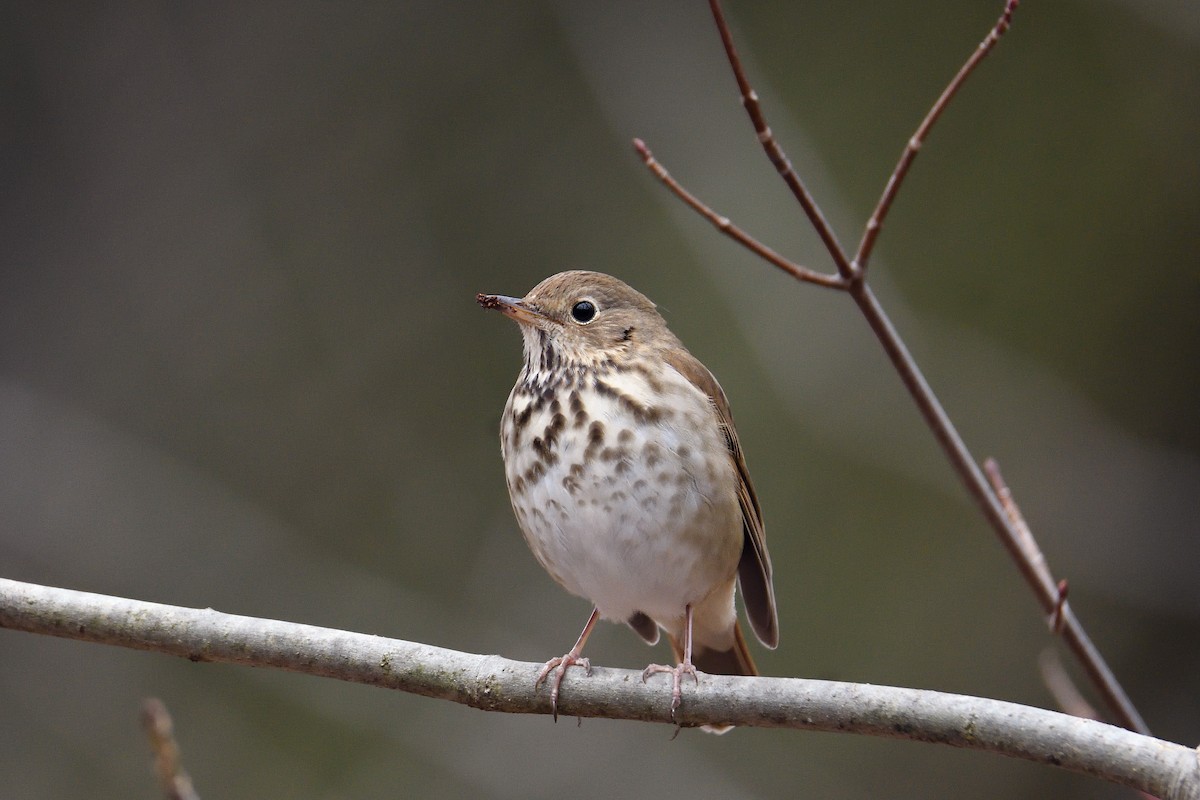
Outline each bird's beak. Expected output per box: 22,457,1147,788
476,293,553,326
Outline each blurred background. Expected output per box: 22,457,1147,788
2,1,1198,797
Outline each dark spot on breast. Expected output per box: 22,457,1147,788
618,429,634,444
542,413,566,449
536,330,557,372
644,442,663,467
584,420,605,463
593,378,617,399
569,391,587,429
594,377,666,424
532,436,559,467
620,394,664,424
507,406,532,449
524,460,546,485
628,361,664,393
676,445,690,459
528,382,557,413
562,463,584,495
621,327,634,342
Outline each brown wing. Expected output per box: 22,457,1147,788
663,349,779,649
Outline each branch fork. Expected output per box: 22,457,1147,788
635,0,1148,735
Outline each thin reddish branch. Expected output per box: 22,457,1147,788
706,0,854,281
636,0,1150,735
985,457,1054,587
984,460,1076,639
856,0,1019,273
633,139,845,289
141,698,200,800
1050,580,1070,635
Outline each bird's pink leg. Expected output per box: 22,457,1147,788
642,603,699,720
535,607,599,722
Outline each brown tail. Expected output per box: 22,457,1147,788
668,621,756,734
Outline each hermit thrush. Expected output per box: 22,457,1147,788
478,271,778,731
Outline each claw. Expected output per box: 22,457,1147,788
642,661,699,720
535,654,592,721
642,603,701,725
534,608,601,723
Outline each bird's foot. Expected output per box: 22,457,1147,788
642,660,699,721
535,653,592,722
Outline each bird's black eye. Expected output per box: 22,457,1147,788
570,300,597,324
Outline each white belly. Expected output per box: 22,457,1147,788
502,363,742,627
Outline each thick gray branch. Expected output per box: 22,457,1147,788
1,578,1196,798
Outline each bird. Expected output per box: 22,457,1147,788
478,270,777,732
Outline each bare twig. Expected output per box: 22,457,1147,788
635,0,1150,735
1,578,1195,797
632,139,845,289
706,0,853,280
983,459,1073,636
856,0,1020,273
984,457,1054,587
141,698,200,800
1049,579,1069,635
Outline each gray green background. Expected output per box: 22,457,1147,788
2,1,1198,797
